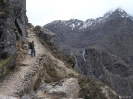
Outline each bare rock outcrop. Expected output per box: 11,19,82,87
34,25,55,41
0,0,27,77
22,78,80,99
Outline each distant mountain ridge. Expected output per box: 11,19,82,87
43,8,133,97
43,8,133,48
44,8,133,30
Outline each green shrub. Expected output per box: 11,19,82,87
34,25,42,31
0,57,11,68
78,76,107,99
0,57,11,77
43,59,63,83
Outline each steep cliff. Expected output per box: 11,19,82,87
0,0,27,77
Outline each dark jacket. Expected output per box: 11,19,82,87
31,42,34,49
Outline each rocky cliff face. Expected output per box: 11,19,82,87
43,8,133,97
34,25,55,41
0,0,27,77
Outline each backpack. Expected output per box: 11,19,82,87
28,42,32,49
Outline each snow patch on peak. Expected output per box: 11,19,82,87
120,12,129,18
95,17,104,23
81,22,91,29
103,11,113,19
80,19,94,29
69,22,82,30
116,8,125,13
69,24,76,30
115,8,129,18
103,8,130,19
70,24,75,27
80,17,104,29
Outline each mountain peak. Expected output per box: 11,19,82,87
115,8,125,12
45,8,132,30
115,8,127,14
103,8,129,19
111,8,129,18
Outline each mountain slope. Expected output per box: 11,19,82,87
43,8,133,97
0,26,118,99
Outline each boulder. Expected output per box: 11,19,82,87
22,78,80,99
34,26,55,41
37,78,80,98
0,94,18,99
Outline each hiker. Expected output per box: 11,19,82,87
30,41,36,57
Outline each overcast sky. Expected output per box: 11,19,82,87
26,0,133,26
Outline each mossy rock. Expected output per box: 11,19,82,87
0,57,11,76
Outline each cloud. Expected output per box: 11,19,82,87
26,0,133,26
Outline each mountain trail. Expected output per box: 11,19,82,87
0,28,78,98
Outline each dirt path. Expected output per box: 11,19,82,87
0,28,78,98
0,28,45,97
